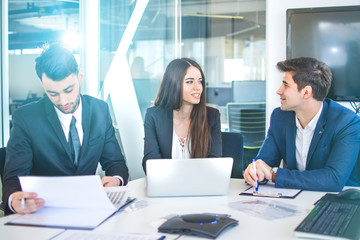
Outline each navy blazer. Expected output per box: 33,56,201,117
257,99,360,191
3,95,129,214
142,106,222,171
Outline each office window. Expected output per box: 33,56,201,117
4,0,266,179
7,1,80,117
98,0,266,125
99,0,177,121
178,1,266,131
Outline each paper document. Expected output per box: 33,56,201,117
6,175,131,229
229,199,307,220
240,182,302,198
51,230,164,240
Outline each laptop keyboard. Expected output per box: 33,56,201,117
297,200,358,237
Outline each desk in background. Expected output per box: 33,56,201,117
0,178,331,240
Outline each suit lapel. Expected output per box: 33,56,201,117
80,95,90,158
306,101,327,168
164,109,173,158
286,114,297,169
44,97,73,160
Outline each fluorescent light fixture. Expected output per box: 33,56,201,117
22,48,42,55
227,24,260,37
185,13,244,20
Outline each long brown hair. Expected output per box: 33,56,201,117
154,58,210,158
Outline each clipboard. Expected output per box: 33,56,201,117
240,182,302,199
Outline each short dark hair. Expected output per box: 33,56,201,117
277,57,332,101
35,43,79,81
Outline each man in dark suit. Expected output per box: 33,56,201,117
244,57,360,192
2,44,129,215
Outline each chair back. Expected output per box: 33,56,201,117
357,148,360,184
221,132,244,178
227,102,266,149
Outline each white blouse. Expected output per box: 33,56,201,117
171,129,191,159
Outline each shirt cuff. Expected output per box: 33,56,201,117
113,175,124,186
8,193,16,213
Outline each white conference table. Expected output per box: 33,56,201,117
0,178,334,240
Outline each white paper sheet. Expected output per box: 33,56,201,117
241,182,302,198
7,175,131,229
229,199,307,220
19,175,116,209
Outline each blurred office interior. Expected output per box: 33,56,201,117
1,0,266,180
1,0,358,181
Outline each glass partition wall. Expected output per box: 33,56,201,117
1,0,10,147
6,0,266,179
1,0,3,146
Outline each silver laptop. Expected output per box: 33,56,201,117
146,158,233,197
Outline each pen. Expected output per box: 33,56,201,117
21,198,25,210
252,159,259,192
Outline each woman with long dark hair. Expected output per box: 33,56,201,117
142,58,222,172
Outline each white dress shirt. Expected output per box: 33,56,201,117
295,103,323,171
54,98,83,145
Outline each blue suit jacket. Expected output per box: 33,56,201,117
257,99,360,191
3,95,129,214
142,106,222,171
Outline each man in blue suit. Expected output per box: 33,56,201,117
2,44,129,215
244,57,360,192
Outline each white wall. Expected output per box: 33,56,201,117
266,0,360,128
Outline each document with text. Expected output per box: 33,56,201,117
240,182,302,198
6,175,131,229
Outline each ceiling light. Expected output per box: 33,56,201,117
185,14,244,20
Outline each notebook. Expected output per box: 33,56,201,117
294,193,360,240
146,157,233,197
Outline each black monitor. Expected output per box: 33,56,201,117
287,6,360,101
232,80,266,103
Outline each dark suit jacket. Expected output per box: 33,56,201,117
2,95,129,215
142,106,222,171
257,99,360,191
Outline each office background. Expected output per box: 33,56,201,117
0,0,359,185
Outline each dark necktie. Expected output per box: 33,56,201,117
69,116,80,167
